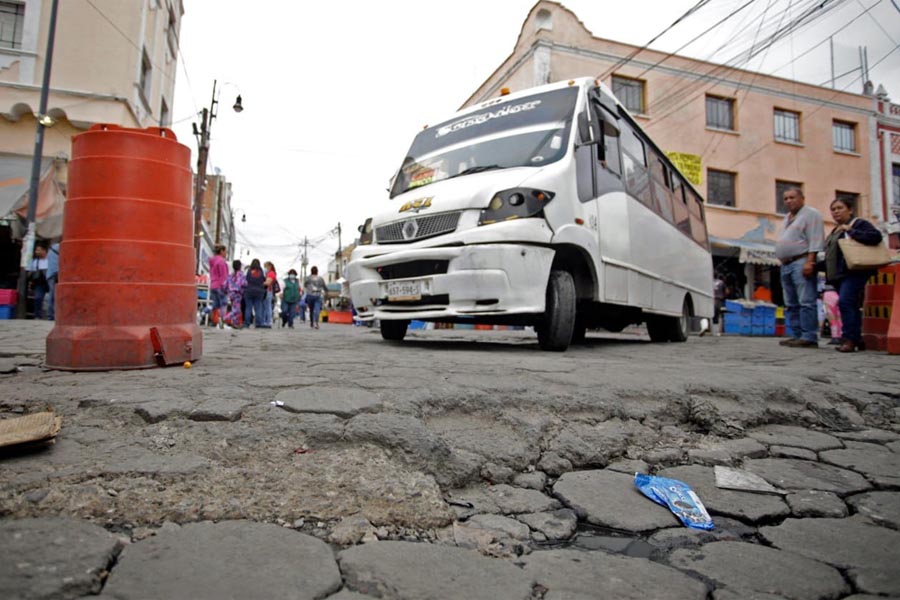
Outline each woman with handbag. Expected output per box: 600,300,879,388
824,197,884,352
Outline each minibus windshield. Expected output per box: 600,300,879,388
391,86,578,198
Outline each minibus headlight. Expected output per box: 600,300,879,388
478,188,555,225
358,218,374,245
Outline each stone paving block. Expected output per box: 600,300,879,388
759,516,900,595
276,386,382,418
887,440,900,453
447,484,561,515
188,397,247,422
712,589,790,600
466,513,531,540
688,448,733,466
648,517,755,554
659,465,789,523
101,520,341,600
325,590,375,600
515,509,578,541
744,458,871,495
769,445,817,461
669,541,849,600
834,429,900,443
747,425,843,451
553,469,678,532
606,458,650,475
338,541,534,600
785,489,848,518
820,447,900,487
716,437,769,459
512,471,546,490
134,398,188,423
0,517,123,600
847,491,900,530
521,548,708,600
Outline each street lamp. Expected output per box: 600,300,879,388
192,80,242,274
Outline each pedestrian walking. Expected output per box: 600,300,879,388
243,259,267,328
823,196,883,353
225,259,246,327
262,261,277,327
27,243,49,319
46,240,59,321
303,266,328,329
209,245,229,329
775,187,824,348
282,269,301,328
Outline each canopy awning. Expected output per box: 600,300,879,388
710,236,780,267
0,154,66,240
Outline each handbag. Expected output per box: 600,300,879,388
837,236,892,270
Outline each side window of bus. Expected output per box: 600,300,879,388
671,179,692,236
619,122,652,208
686,189,708,245
649,153,674,224
575,109,595,202
596,118,623,195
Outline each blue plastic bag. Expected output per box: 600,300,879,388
634,473,714,530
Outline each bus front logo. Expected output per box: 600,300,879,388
399,197,433,213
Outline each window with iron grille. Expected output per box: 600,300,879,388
705,96,735,131
775,180,803,214
0,1,24,49
774,109,801,143
832,121,856,153
707,169,736,207
612,76,645,114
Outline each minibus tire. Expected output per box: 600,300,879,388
381,319,409,341
537,270,576,351
647,300,690,343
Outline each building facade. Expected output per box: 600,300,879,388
0,0,184,285
875,97,900,246
463,1,880,296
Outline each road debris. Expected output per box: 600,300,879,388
714,465,786,495
634,473,714,530
0,411,62,452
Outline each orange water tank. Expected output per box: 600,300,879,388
46,125,202,370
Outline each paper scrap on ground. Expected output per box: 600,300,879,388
634,473,714,530
0,411,62,450
714,465,786,495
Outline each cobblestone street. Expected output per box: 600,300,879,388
1,320,899,599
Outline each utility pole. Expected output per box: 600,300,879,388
301,236,309,280
192,81,216,275
17,0,60,318
335,222,342,279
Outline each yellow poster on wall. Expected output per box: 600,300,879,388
666,152,702,187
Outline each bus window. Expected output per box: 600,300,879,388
650,154,674,223
620,121,652,207
686,189,708,245
619,122,646,167
597,118,622,195
672,179,691,235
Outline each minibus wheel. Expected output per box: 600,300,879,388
647,298,690,342
381,319,409,341
537,270,576,351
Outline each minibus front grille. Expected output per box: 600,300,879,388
377,260,449,280
376,212,461,244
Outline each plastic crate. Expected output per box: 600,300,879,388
0,289,17,304
409,320,427,330
0,305,15,319
455,323,475,330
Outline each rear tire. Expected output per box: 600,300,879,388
647,298,691,343
537,270,576,351
380,319,409,341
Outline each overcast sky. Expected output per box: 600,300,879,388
171,0,900,276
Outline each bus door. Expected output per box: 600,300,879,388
582,90,628,302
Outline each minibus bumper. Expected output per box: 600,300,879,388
348,243,554,321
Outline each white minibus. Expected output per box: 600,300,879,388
347,77,713,351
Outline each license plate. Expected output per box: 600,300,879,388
387,280,422,301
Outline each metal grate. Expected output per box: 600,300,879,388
376,212,461,244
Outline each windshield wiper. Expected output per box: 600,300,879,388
447,164,503,180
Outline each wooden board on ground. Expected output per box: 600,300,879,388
0,411,62,450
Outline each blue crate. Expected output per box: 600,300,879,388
409,320,427,330
764,322,776,336
0,305,14,319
